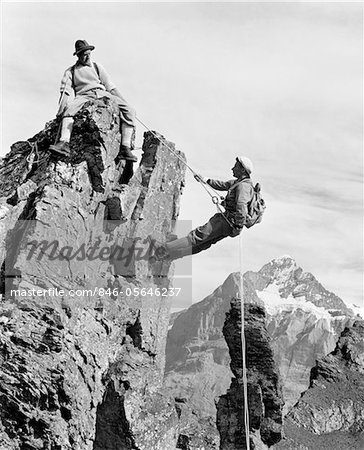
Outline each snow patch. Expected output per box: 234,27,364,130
257,283,334,321
352,304,364,319
273,255,294,263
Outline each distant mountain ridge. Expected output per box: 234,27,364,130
251,256,356,409
164,256,357,444
275,320,364,449
252,255,354,316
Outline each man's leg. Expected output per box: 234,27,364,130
189,213,232,254
164,237,191,260
49,117,74,156
163,214,233,260
50,94,94,156
110,94,137,162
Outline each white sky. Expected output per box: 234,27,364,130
1,1,363,309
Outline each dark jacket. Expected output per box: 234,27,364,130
207,176,253,227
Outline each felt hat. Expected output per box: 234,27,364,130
236,156,253,175
73,40,95,56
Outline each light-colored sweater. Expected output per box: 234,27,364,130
60,61,116,96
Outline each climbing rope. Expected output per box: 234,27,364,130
239,233,251,450
136,116,251,444
136,117,223,199
26,141,48,166
136,117,235,228
26,121,62,167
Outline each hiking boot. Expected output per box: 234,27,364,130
116,145,137,163
49,141,70,157
166,233,178,242
149,245,171,263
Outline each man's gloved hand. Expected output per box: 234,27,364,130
234,212,246,229
194,174,208,184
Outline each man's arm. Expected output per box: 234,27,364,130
60,68,73,97
57,68,73,116
207,178,235,191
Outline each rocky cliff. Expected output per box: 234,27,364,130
165,272,262,413
276,320,364,449
0,99,186,449
216,299,283,449
165,257,356,445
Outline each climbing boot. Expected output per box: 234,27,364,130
166,233,178,242
49,141,70,157
149,245,171,264
116,145,137,163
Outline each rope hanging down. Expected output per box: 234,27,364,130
137,115,251,447
239,233,251,450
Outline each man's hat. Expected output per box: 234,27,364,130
236,156,253,175
73,40,95,56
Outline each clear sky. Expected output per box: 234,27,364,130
1,1,363,309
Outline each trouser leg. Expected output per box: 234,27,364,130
165,237,192,259
111,94,136,148
113,94,136,128
188,214,233,255
165,214,233,260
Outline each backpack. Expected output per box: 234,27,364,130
245,182,266,228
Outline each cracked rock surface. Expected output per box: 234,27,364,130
216,299,284,450
275,320,364,450
0,99,185,449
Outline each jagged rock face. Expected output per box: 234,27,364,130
216,299,283,449
174,399,220,450
165,272,262,417
0,100,186,449
275,321,364,450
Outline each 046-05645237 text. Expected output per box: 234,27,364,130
97,287,181,297
9,286,182,298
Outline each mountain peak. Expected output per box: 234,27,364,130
258,255,300,290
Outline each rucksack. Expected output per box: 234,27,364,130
245,182,266,228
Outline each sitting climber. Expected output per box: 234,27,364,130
155,156,254,260
50,40,137,162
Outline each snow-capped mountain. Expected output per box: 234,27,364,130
254,255,354,316
165,256,357,427
249,256,356,408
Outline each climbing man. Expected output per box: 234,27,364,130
50,40,137,162
155,156,254,260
